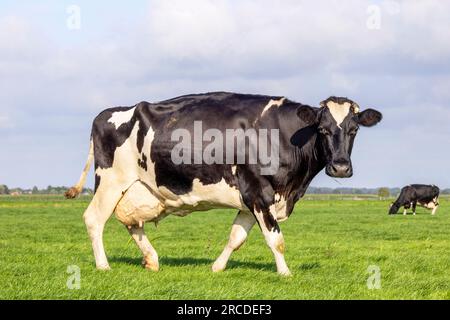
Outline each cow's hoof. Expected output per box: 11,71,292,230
142,256,159,272
212,263,226,273
96,264,111,271
278,269,292,277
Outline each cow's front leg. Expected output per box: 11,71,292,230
212,210,256,272
412,201,417,215
432,204,439,215
237,172,290,275
254,208,291,276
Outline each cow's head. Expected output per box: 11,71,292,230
297,97,382,178
389,202,400,215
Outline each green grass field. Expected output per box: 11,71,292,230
1,195,449,300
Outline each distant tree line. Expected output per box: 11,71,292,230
0,184,93,195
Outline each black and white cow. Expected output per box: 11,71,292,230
66,92,382,275
389,184,440,215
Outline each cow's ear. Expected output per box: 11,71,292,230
297,105,317,125
357,109,382,127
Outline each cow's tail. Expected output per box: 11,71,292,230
65,139,94,199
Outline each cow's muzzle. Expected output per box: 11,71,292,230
326,160,353,178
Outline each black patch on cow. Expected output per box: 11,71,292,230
94,174,101,193
136,102,153,154
263,213,281,233
138,153,148,171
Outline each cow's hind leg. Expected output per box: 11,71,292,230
212,211,256,272
127,224,159,271
83,179,124,270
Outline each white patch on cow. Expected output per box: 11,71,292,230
272,193,288,222
108,107,136,129
231,165,237,175
159,178,244,212
138,126,157,187
325,101,352,129
95,121,141,187
260,97,286,118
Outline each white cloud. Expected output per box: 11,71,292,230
397,0,450,62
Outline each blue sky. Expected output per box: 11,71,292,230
1,0,449,189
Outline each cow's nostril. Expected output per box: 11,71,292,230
330,164,339,173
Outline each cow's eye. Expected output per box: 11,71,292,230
318,127,331,136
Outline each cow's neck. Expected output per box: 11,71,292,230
273,128,326,216
292,134,326,198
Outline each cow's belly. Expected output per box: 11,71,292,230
418,201,436,209
115,178,245,226
158,178,245,212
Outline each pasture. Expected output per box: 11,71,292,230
0,194,449,300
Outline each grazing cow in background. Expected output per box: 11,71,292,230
389,184,440,215
65,92,382,276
